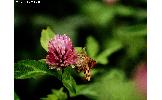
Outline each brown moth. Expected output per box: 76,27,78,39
75,48,96,81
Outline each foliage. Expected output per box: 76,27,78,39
14,59,77,94
14,60,62,80
76,69,145,100
41,88,67,100
62,67,77,96
86,36,122,64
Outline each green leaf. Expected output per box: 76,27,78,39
76,69,145,100
74,47,83,53
96,40,122,64
115,5,147,19
115,24,147,37
82,1,114,26
62,67,77,96
41,87,67,100
40,27,55,51
14,92,20,100
39,59,46,63
86,36,99,59
115,5,136,16
14,60,62,80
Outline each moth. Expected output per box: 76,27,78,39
75,48,96,81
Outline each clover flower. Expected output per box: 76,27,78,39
46,34,77,70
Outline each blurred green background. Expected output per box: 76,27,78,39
14,0,147,100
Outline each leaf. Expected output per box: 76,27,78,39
115,24,147,37
115,5,147,19
86,36,99,59
39,59,46,63
115,5,136,16
40,27,55,51
74,47,83,53
82,1,114,26
41,87,67,100
14,92,20,100
14,60,62,80
96,40,122,64
76,69,145,100
62,67,77,96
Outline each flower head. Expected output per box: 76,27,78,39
46,34,77,70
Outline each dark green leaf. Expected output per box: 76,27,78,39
62,67,77,96
96,40,122,64
14,60,62,80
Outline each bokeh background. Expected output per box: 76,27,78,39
14,0,147,100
